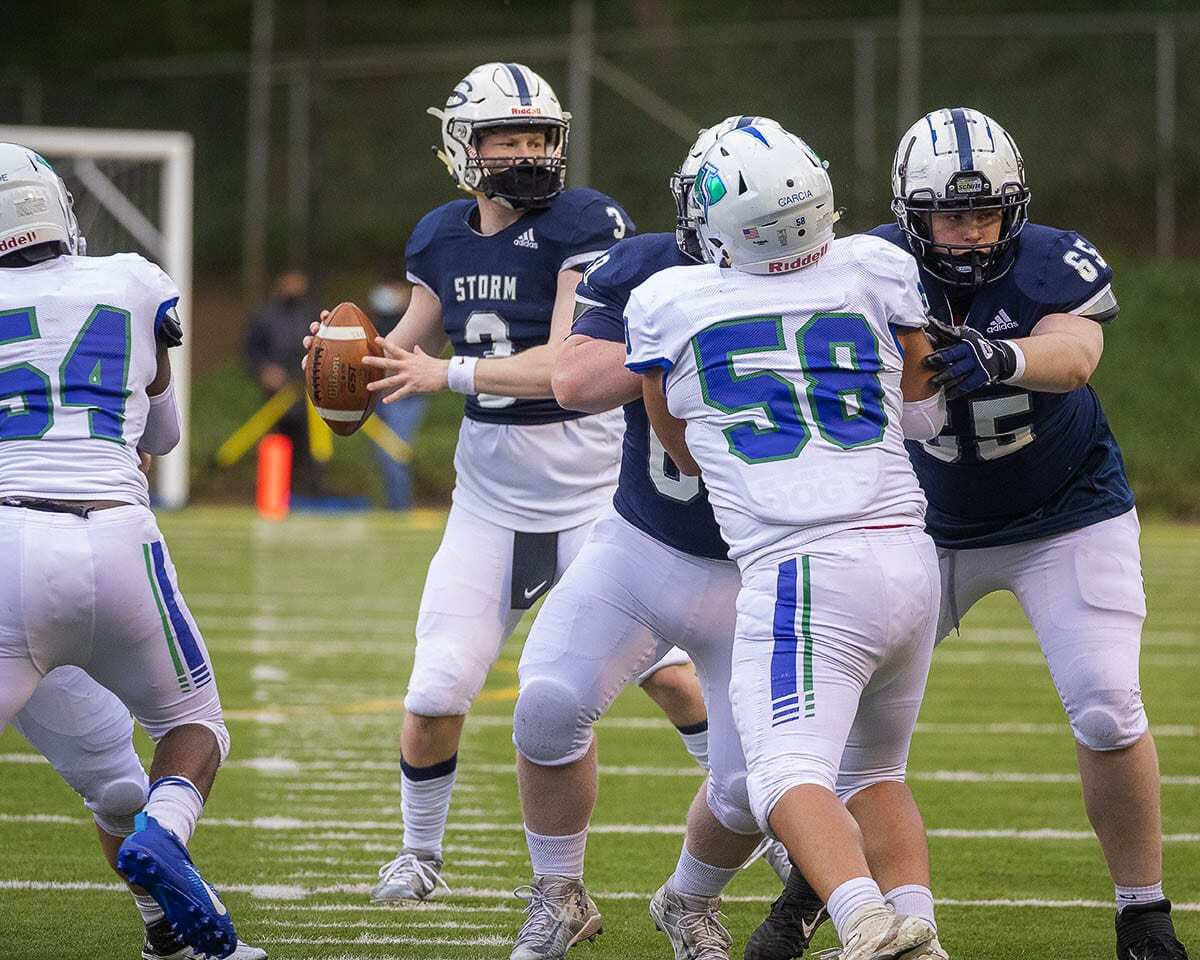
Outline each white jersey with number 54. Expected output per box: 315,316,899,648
0,253,179,506
624,234,930,569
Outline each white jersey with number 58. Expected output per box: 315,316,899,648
0,253,179,505
624,234,930,569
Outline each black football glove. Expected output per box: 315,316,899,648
923,321,1018,399
156,306,184,348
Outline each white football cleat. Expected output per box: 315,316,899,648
371,849,450,902
509,875,603,960
650,881,733,960
839,904,935,960
901,935,949,959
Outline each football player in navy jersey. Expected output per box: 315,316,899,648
302,62,709,904
507,117,829,960
872,107,1188,960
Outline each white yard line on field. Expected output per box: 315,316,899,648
3,812,1198,841
3,879,1198,913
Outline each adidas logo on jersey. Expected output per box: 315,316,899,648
513,228,539,249
986,309,1019,334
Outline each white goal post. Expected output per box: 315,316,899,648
0,125,194,508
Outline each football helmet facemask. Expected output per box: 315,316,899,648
0,142,84,262
891,107,1029,289
428,62,569,210
670,116,785,261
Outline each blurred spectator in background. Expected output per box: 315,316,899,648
367,279,427,509
244,269,323,495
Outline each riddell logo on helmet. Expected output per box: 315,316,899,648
0,231,37,252
510,107,543,116
767,241,828,273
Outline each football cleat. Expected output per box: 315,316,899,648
117,814,237,960
509,875,603,959
1116,899,1189,960
743,865,829,960
650,881,733,960
371,848,450,902
839,905,934,960
142,918,268,960
900,935,949,959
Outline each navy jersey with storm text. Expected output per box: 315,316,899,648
405,187,634,424
573,232,729,561
870,222,1133,549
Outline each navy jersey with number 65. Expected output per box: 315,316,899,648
870,221,1134,549
405,187,634,424
572,232,729,561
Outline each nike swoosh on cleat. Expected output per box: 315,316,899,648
524,580,549,600
203,881,228,916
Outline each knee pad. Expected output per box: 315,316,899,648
1069,688,1148,752
404,683,476,718
405,651,488,717
706,774,759,837
90,776,150,837
512,677,593,766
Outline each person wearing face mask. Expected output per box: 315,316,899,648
244,268,322,495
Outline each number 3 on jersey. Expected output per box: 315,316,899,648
463,310,515,409
0,305,132,442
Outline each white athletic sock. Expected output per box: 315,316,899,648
675,721,710,771
884,883,936,930
524,825,588,879
1116,881,1164,913
400,755,457,859
669,843,739,898
828,876,887,943
143,776,204,846
131,891,164,925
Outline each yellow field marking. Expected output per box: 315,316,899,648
477,687,518,703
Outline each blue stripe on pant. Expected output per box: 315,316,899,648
150,541,211,689
770,558,798,726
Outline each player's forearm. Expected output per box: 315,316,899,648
383,284,447,355
1010,315,1103,392
385,315,446,356
474,344,557,399
552,338,641,413
641,373,700,476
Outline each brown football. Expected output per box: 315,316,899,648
305,301,385,436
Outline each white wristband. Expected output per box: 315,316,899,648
1000,340,1026,383
447,355,478,395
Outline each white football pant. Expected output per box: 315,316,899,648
730,527,940,833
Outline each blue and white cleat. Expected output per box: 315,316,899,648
118,813,237,960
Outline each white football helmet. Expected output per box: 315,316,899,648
689,123,836,275
428,62,569,209
671,115,784,261
0,142,83,261
891,107,1029,288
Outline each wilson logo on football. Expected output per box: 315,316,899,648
767,241,829,273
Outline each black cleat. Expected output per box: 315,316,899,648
1116,899,1189,960
744,865,828,960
